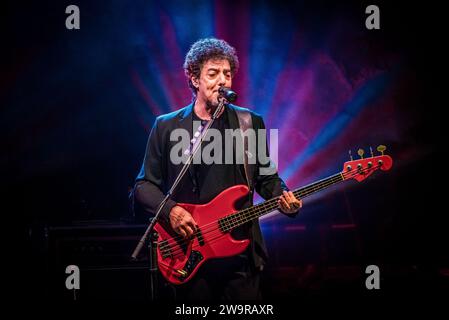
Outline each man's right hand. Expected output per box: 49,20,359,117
169,205,197,239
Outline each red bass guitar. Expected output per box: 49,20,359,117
154,147,393,285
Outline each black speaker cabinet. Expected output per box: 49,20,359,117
38,221,168,301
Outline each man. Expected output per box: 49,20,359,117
133,38,302,300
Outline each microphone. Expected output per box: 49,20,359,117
218,86,238,103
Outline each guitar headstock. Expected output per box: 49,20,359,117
342,145,393,182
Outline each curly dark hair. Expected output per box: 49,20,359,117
183,38,239,98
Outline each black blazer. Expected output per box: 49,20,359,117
133,102,292,267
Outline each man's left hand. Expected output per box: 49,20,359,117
278,191,302,215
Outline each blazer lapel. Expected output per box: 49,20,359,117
177,103,198,192
226,104,241,161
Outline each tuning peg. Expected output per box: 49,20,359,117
377,145,387,155
357,148,364,159
348,150,353,161
370,146,374,158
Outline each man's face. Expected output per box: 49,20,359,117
193,59,232,108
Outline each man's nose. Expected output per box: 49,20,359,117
218,73,226,86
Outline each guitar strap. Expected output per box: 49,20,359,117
235,109,255,193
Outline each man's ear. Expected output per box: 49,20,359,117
191,77,199,88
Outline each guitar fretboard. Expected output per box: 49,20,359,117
219,172,344,232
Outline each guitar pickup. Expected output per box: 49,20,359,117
196,227,205,246
159,240,172,259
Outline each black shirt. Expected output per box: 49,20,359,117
187,108,249,240
191,108,247,203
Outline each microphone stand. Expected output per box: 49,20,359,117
131,97,228,301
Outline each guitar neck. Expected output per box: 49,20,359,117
220,172,344,231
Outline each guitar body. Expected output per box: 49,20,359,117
154,184,251,285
